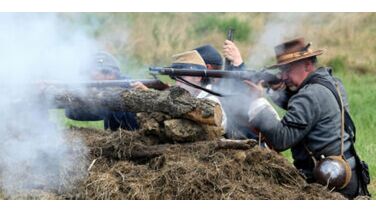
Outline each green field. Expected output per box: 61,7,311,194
50,109,104,129
338,72,376,197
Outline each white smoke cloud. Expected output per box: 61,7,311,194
217,13,315,138
0,13,98,198
247,13,309,69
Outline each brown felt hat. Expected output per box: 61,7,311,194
268,37,326,69
171,50,206,69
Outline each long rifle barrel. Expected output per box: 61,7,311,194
149,67,282,87
41,79,169,90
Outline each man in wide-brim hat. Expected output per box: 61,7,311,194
266,38,325,91
245,38,370,199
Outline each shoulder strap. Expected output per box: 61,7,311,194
173,76,224,97
307,76,356,143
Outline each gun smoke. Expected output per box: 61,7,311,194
247,13,310,69
216,13,313,138
0,14,98,197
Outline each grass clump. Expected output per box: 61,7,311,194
194,15,252,42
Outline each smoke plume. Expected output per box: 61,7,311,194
0,13,98,198
247,13,309,69
218,13,312,138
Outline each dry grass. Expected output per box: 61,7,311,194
58,127,347,200
79,13,375,74
300,13,376,73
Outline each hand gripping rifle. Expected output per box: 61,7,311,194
149,67,282,96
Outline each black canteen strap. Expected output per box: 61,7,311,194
307,75,370,196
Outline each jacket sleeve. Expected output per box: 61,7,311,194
65,108,107,121
228,62,246,71
250,88,321,151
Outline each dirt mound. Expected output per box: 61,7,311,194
56,127,345,200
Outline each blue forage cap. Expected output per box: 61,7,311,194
90,51,121,74
194,44,223,67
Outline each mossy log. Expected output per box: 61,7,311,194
47,86,222,126
137,112,224,143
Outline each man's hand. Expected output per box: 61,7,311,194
243,80,264,98
131,81,149,91
223,40,243,66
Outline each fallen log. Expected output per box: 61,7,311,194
44,86,222,126
136,113,224,143
216,139,257,150
164,119,224,143
93,140,168,161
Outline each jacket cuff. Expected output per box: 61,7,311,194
235,62,245,68
248,98,269,122
248,98,280,131
230,62,245,71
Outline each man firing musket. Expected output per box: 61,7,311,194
143,29,282,140
63,51,169,131
225,30,371,198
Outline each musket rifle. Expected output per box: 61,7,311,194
38,79,169,90
149,67,281,88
